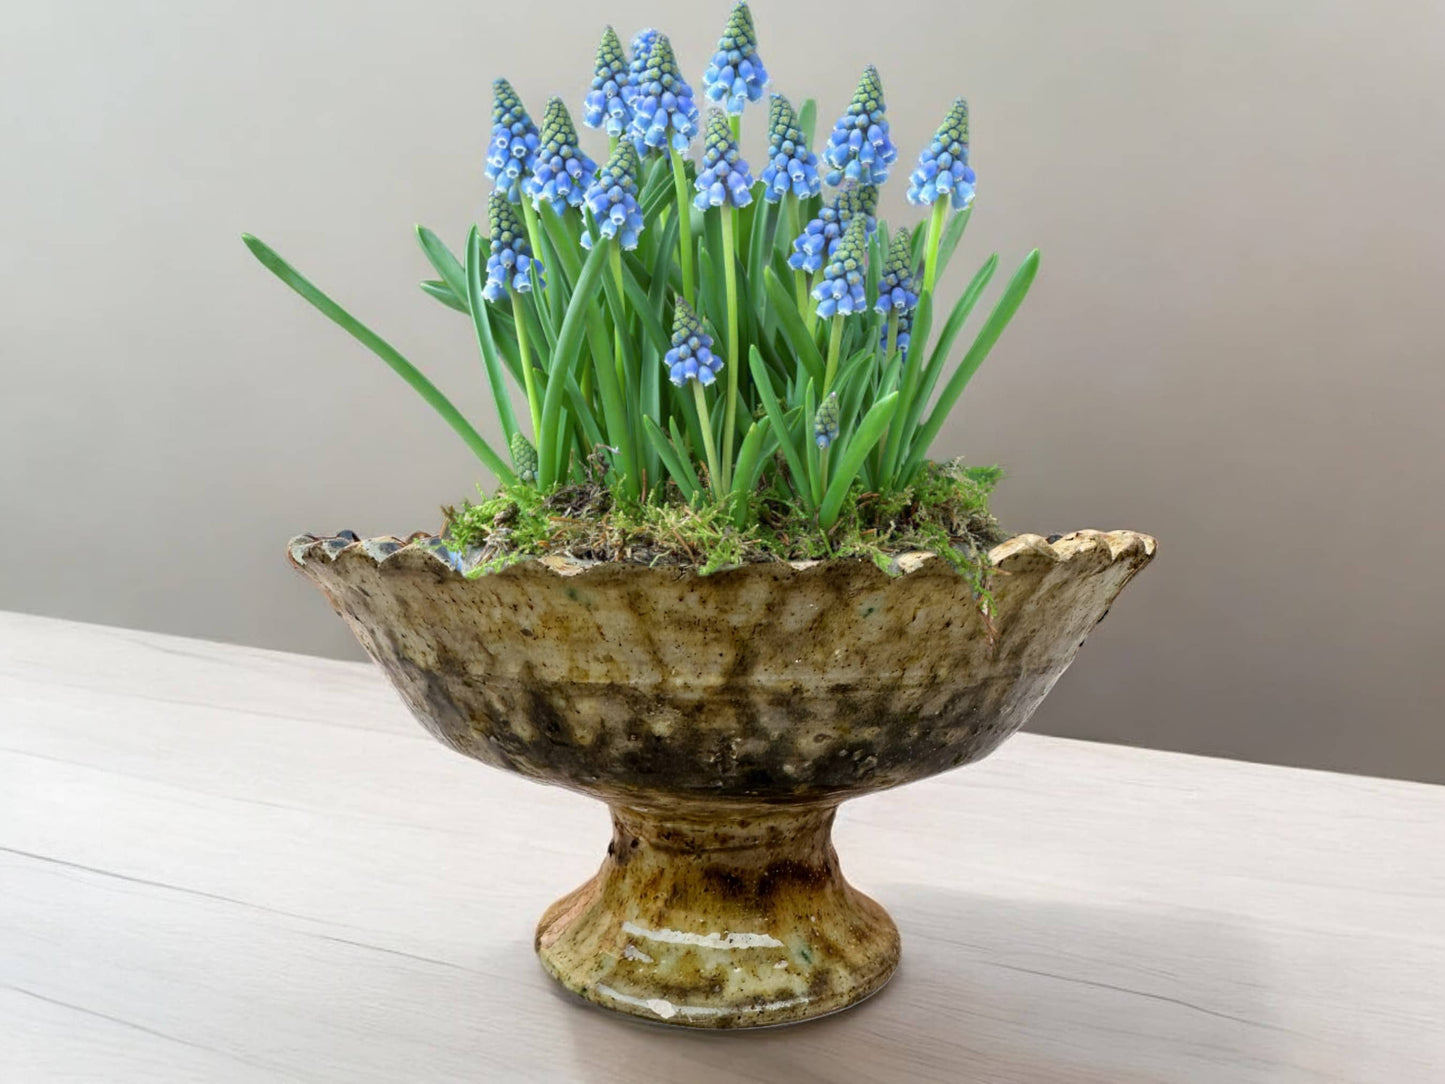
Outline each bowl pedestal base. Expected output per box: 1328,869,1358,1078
534,799,900,1028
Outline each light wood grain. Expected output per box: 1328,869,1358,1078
2,609,1441,1083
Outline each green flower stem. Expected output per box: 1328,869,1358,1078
668,146,696,303
610,243,627,387
729,113,741,145
519,198,549,299
922,193,950,296
720,205,740,489
691,380,724,495
510,290,543,443
785,199,812,325
875,307,905,482
823,314,844,396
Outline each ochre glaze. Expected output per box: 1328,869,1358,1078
289,530,1155,1027
535,799,897,1027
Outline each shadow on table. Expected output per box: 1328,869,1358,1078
516,885,1278,1083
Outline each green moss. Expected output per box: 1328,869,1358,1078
441,458,1005,610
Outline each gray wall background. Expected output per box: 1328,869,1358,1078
4,1,1443,782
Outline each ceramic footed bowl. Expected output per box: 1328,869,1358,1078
289,529,1156,1028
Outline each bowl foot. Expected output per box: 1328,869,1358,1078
535,799,898,1029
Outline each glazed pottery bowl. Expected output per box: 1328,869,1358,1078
289,529,1156,1028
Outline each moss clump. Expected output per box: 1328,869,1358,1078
441,458,1005,594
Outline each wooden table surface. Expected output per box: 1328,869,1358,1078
3,609,1442,1082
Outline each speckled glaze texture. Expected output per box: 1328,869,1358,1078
289,530,1155,1027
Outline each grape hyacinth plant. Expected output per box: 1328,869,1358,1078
909,97,976,294
581,141,644,251
485,78,540,203
821,66,897,187
702,2,769,117
242,6,1040,577
760,93,821,203
525,97,597,212
693,108,754,212
583,26,632,138
876,226,920,358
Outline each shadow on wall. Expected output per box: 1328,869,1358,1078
538,887,1274,1083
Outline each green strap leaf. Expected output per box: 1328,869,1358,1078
667,415,705,495
465,226,520,446
902,249,1041,483
798,99,818,146
642,415,699,502
415,226,468,300
764,267,826,392
903,253,998,446
729,417,770,528
748,347,813,510
420,280,468,314
934,205,973,283
819,391,901,529
537,237,612,487
243,233,515,485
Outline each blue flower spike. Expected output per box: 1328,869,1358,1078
788,182,876,274
525,97,597,212
703,2,769,115
876,226,920,356
664,298,723,387
908,97,975,210
694,109,754,211
582,141,645,250
628,32,699,153
623,28,659,107
844,183,880,238
814,391,840,449
523,97,595,212
760,93,821,202
822,65,897,187
583,26,632,137
877,226,919,313
481,188,544,302
812,213,869,318
485,78,540,203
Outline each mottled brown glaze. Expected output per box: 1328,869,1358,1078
289,530,1155,1027
535,799,898,1026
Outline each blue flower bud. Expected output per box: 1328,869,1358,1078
510,432,538,483
814,391,840,449
582,141,645,251
525,97,597,212
583,26,633,138
664,298,723,387
482,189,544,302
627,32,699,154
821,66,897,187
702,2,769,115
759,93,821,202
907,98,975,210
485,78,540,203
811,214,868,318
694,109,755,210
